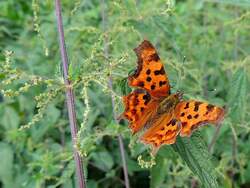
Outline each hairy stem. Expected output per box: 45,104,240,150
101,1,130,187
55,0,86,187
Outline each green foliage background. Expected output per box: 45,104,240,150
0,0,250,188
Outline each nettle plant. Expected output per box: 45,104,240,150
1,1,250,188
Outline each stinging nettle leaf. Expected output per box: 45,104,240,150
1,106,20,130
0,142,14,188
91,150,114,171
227,68,247,123
172,132,219,188
150,155,166,188
204,0,250,7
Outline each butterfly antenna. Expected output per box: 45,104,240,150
176,90,184,99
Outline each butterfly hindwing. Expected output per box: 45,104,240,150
128,40,170,98
140,113,181,152
175,101,225,137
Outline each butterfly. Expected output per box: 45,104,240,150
119,40,225,153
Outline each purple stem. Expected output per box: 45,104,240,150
108,78,130,188
55,1,86,187
101,1,130,187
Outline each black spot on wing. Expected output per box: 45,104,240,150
184,103,189,109
151,85,156,90
171,119,177,126
206,104,214,113
194,114,199,119
138,81,145,87
159,81,167,87
148,53,160,62
154,66,165,75
146,77,152,82
205,104,215,115
131,109,137,115
182,122,188,127
194,102,202,112
167,119,177,126
146,69,151,75
133,98,139,106
142,93,151,105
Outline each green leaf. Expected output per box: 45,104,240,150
0,142,14,188
46,104,61,124
124,19,150,35
1,106,20,129
87,180,98,188
172,132,218,188
91,150,114,171
53,161,75,188
118,77,131,96
227,68,247,123
206,0,250,7
126,157,142,174
31,104,60,142
150,155,166,188
18,95,34,111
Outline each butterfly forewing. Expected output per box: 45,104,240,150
128,40,170,98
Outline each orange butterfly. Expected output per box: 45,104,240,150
119,40,225,153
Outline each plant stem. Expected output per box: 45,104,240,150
101,1,130,187
208,123,222,152
55,1,86,187
108,78,130,188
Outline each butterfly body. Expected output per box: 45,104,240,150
120,40,225,152
156,93,182,115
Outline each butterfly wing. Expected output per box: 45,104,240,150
175,101,225,137
140,113,181,152
119,89,159,134
128,40,170,98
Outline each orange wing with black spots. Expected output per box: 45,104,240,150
175,101,225,137
128,40,170,98
119,89,159,134
120,40,225,154
141,113,181,153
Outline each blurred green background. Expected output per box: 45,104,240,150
0,0,250,188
